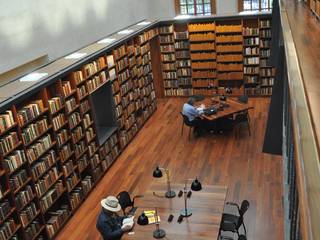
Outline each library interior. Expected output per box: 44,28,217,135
0,0,319,239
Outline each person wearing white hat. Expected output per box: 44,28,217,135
96,196,134,240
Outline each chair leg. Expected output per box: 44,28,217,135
242,222,247,236
181,122,184,136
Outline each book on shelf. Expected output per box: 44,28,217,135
106,55,115,68
15,185,34,210
114,45,127,60
48,97,64,114
0,131,20,156
90,154,101,169
80,100,90,115
190,43,215,51
77,85,88,100
59,143,73,162
26,134,53,164
4,149,27,174
34,167,60,197
78,154,89,173
189,33,215,42
0,110,15,134
71,126,84,144
0,218,18,240
30,150,57,180
188,23,215,32
83,114,93,129
82,62,99,79
75,140,86,159
65,97,77,114
39,180,64,212
21,117,49,146
62,81,73,97
159,25,173,34
52,113,66,131
68,112,81,130
56,129,69,148
9,168,28,192
216,25,242,33
19,201,38,227
24,219,42,240
0,200,12,222
17,100,45,127
46,205,70,238
243,27,259,36
70,71,84,86
159,35,174,44
66,173,79,192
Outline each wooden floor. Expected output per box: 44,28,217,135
57,98,283,240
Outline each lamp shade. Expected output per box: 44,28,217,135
191,178,202,191
153,167,163,178
137,212,149,225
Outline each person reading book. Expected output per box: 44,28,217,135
96,196,134,240
182,97,216,134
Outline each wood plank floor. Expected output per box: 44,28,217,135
57,98,283,240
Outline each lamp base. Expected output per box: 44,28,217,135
165,190,176,198
153,229,166,239
180,208,192,217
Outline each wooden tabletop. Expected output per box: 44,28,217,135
123,182,228,240
197,98,253,121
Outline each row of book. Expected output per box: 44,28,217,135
216,25,242,33
216,35,243,43
217,54,243,62
177,60,191,68
217,63,243,72
4,150,27,174
175,41,189,50
174,31,188,40
26,134,53,164
0,110,15,134
57,129,69,148
15,185,34,210
188,23,215,32
39,180,64,212
46,205,70,238
159,25,173,34
160,45,174,53
190,43,215,51
244,37,259,45
48,97,63,114
243,27,259,36
21,118,49,146
244,57,260,65
31,150,57,181
0,131,19,156
164,88,193,96
9,168,28,192
35,167,60,197
189,33,215,42
17,100,45,127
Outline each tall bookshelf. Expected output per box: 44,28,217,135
159,25,177,97
0,27,157,239
216,20,244,96
155,16,274,97
189,22,216,96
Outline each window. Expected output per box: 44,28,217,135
177,0,213,15
242,0,273,11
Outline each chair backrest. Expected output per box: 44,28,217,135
238,235,247,240
234,111,249,123
117,191,133,212
238,95,248,104
180,112,194,127
239,200,250,216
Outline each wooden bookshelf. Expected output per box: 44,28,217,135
0,26,157,239
154,16,274,97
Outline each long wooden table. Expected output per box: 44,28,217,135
124,182,228,240
197,98,253,121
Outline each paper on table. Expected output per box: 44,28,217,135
144,210,160,224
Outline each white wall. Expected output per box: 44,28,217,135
0,0,175,74
216,0,239,14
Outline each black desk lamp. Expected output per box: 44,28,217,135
180,178,202,217
153,166,176,198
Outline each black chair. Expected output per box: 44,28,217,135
219,200,250,238
238,95,248,104
117,191,143,215
180,112,196,140
233,111,251,136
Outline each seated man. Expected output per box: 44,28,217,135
97,196,134,240
182,97,216,133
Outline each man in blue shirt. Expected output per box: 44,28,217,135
182,97,215,134
96,196,134,240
